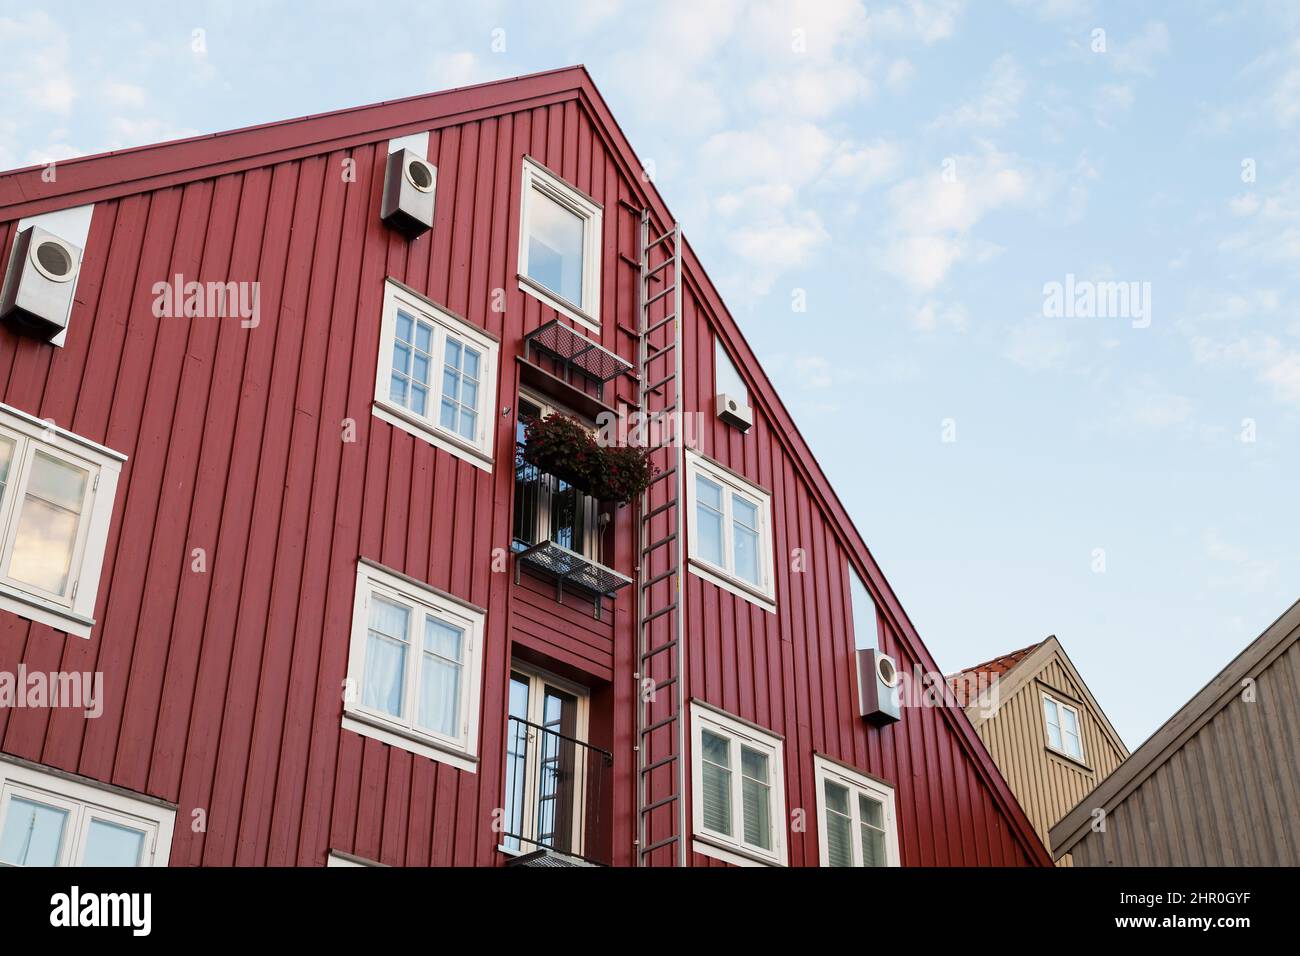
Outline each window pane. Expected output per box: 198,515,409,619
741,746,771,850
700,729,731,836
733,523,760,585
81,819,146,866
0,436,14,508
9,453,88,596
1064,731,1082,760
1061,704,1080,739
823,781,853,867
419,657,461,737
419,617,464,737
0,796,67,866
363,596,409,717
503,675,531,851
859,794,884,829
1045,719,1064,751
527,190,585,306
695,477,724,566
860,822,886,867
849,569,878,651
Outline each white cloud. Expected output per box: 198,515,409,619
1109,21,1171,76
874,0,966,44
428,51,497,89
102,82,147,109
1004,317,1073,370
1192,334,1300,408
886,58,915,89
913,299,968,332
0,11,76,114
930,55,1024,129
881,146,1033,290
1125,378,1194,429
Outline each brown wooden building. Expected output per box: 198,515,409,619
1051,599,1300,866
947,637,1128,866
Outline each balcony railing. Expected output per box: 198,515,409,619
512,445,632,618
502,715,613,865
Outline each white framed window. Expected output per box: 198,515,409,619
690,703,786,866
372,279,499,471
0,759,174,867
0,402,124,639
512,392,601,560
343,559,486,772
813,755,899,867
849,566,878,650
502,665,592,858
684,450,775,612
1042,692,1085,762
516,157,602,332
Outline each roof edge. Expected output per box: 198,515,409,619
1049,597,1300,858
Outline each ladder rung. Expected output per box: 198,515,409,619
642,532,677,555
641,499,677,522
644,341,676,365
646,283,676,306
640,754,679,776
647,229,675,250
641,602,678,625
644,256,674,279
641,638,678,662
641,713,678,736
641,567,676,590
644,373,674,393
644,313,676,336
638,792,679,814
640,834,680,856
647,466,676,485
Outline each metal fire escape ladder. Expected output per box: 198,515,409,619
635,211,687,867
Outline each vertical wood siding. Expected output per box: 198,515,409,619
971,654,1127,865
1070,636,1300,866
0,90,1043,866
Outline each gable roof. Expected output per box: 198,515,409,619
0,65,1052,866
1050,597,1300,859
949,637,1128,759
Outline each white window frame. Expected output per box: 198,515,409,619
0,758,174,867
513,390,601,560
812,754,900,868
326,850,383,867
372,279,499,471
516,157,603,333
690,702,787,866
501,663,591,858
1042,691,1086,763
684,450,776,612
0,402,124,639
342,559,486,772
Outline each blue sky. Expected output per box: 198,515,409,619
2,1,1297,749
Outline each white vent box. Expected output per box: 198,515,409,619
857,648,901,725
0,225,82,343
381,148,437,238
715,393,753,431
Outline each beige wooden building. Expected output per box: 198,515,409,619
947,637,1128,866
1051,598,1300,866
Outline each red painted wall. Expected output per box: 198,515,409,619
0,70,1046,867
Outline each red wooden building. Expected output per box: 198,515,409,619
0,66,1049,867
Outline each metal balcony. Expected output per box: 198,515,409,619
501,715,613,866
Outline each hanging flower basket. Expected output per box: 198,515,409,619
522,413,657,506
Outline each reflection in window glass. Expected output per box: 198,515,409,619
9,452,87,596
527,190,585,306
0,796,67,866
732,495,760,585
81,818,145,867
695,477,725,567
